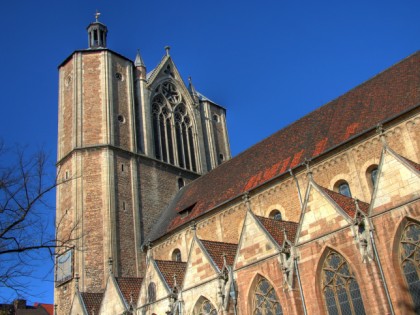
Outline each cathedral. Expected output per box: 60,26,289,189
55,17,420,315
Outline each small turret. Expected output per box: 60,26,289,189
87,11,108,49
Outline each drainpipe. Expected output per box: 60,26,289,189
369,228,395,315
294,258,308,315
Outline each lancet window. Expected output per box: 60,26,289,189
152,81,197,172
252,277,283,315
399,221,420,312
321,250,365,315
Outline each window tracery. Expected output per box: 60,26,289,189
151,81,197,172
252,277,283,315
193,298,217,315
321,251,365,315
399,221,420,311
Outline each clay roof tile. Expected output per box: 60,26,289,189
200,240,238,270
154,260,187,289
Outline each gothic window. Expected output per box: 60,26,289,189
269,209,282,221
252,277,283,315
193,297,217,315
399,221,420,312
151,81,197,172
321,250,366,315
148,282,156,303
172,249,182,262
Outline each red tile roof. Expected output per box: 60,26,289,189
154,260,187,289
148,51,420,242
81,292,104,314
115,277,143,306
256,216,299,245
200,240,238,270
320,187,369,217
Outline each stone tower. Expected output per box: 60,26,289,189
55,15,230,313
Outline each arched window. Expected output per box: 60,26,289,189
151,81,197,172
321,250,365,315
193,297,217,315
399,221,420,311
148,282,156,303
252,276,283,315
178,177,185,190
172,248,182,262
269,209,282,221
335,181,352,198
366,165,379,191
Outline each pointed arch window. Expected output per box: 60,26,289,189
252,276,283,315
399,221,420,311
151,81,197,172
193,297,217,315
321,250,366,315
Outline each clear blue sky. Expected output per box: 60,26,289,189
0,0,419,305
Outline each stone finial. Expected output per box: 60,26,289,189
376,123,388,147
108,257,113,274
173,274,177,288
75,273,80,290
304,158,313,179
165,46,171,56
242,192,252,211
222,252,227,267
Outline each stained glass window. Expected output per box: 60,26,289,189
321,251,365,315
253,277,283,315
400,221,420,313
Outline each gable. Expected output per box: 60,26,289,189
183,237,218,290
70,292,87,315
235,211,279,269
297,182,351,244
138,259,170,307
371,149,420,214
99,276,126,315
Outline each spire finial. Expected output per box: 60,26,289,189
165,46,171,56
95,10,101,22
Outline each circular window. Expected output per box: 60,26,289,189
117,115,125,123
213,114,220,122
115,72,123,81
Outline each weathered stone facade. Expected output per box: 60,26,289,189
57,18,420,315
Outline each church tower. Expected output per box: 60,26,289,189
55,15,230,313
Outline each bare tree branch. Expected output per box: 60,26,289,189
0,140,80,300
